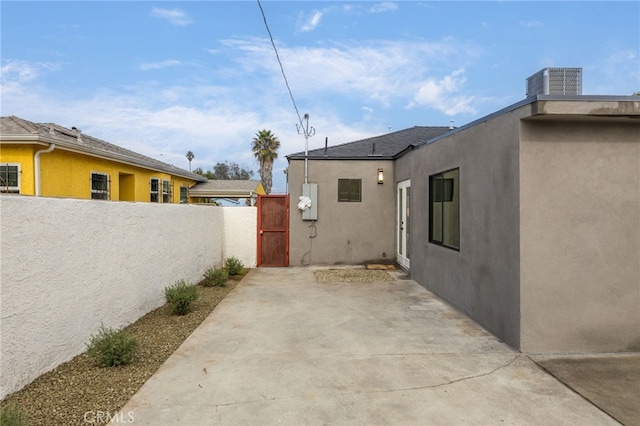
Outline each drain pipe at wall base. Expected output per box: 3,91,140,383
34,143,55,196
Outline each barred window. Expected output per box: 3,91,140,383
0,164,20,193
180,186,188,203
150,178,159,202
91,172,109,200
162,180,170,203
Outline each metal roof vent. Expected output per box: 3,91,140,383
526,67,582,96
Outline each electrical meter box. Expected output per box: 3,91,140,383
302,183,318,221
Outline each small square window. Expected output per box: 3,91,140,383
338,179,361,202
0,164,20,193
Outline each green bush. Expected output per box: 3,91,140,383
224,256,244,275
0,402,27,426
86,324,138,367
164,280,199,315
203,267,228,287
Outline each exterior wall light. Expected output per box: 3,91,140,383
377,168,384,184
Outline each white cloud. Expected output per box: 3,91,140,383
1,60,60,85
299,11,323,32
151,8,192,26
222,37,478,109
1,36,482,192
369,2,398,14
587,47,640,95
410,69,476,116
139,60,181,71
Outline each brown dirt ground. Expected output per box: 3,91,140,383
0,273,244,425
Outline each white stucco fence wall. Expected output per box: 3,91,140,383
222,207,258,268
0,196,256,399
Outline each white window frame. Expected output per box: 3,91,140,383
90,172,109,200
150,178,159,202
162,179,170,203
0,163,21,194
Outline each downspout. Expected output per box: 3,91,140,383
34,144,56,196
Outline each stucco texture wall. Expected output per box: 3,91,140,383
223,207,257,268
38,150,197,202
519,119,640,353
0,144,198,202
397,111,523,349
0,196,255,398
288,159,396,266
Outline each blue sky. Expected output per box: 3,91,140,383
2,1,638,194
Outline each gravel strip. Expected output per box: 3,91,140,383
0,276,241,425
314,268,394,282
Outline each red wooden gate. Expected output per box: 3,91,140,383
257,194,289,267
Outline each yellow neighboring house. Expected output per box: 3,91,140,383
0,116,205,202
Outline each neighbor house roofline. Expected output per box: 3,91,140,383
0,116,206,182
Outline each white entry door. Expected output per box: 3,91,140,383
397,179,410,269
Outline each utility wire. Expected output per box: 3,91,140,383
257,0,304,129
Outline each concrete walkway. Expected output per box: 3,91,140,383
116,267,618,425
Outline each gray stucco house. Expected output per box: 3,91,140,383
286,94,640,354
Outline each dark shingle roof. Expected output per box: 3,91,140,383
286,126,451,160
0,115,205,181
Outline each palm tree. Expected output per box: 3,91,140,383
185,151,195,171
251,130,280,194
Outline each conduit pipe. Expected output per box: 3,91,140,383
34,143,55,196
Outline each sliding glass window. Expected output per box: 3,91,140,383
429,168,460,250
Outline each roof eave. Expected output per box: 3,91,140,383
189,190,256,198
1,135,205,182
286,155,396,161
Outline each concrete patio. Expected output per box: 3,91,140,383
115,267,631,425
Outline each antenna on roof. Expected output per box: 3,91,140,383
296,113,315,184
449,120,455,130
388,126,392,133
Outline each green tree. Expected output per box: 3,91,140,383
185,151,195,171
193,167,215,180
251,129,280,194
213,161,254,180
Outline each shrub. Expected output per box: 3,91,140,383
86,324,138,367
164,279,199,315
203,267,228,287
224,256,244,275
0,402,27,426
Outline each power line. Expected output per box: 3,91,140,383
256,0,304,129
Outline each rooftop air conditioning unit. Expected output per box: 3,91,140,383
526,68,582,96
